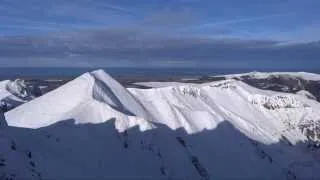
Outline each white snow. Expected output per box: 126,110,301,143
0,79,29,99
250,94,304,109
218,71,320,81
134,81,188,88
0,79,33,111
5,70,152,132
2,69,320,179
296,90,317,100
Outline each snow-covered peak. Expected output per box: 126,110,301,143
0,79,31,99
89,69,147,116
6,79,29,98
3,69,320,179
5,70,151,131
0,79,34,112
5,70,320,139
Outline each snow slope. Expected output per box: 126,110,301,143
3,69,320,179
214,71,320,103
5,70,151,131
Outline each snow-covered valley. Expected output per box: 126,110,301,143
1,69,320,179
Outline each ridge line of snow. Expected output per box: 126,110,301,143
214,71,320,81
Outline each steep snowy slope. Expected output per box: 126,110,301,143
129,79,320,144
3,70,320,179
5,70,151,131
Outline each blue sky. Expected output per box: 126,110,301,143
0,0,319,69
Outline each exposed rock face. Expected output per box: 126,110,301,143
251,94,304,110
238,75,320,102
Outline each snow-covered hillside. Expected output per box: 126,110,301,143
220,71,320,81
2,69,320,179
0,79,35,112
214,71,320,102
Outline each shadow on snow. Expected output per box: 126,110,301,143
1,118,320,179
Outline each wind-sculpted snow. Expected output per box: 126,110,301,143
90,70,148,117
5,70,152,132
3,69,320,179
250,94,304,109
0,79,36,112
173,85,202,97
6,79,30,99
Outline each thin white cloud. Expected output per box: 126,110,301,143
0,0,135,31
200,13,291,28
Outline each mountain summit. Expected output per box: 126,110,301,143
2,70,320,179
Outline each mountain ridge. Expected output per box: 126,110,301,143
2,69,320,179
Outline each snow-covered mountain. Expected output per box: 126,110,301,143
222,71,320,81
2,69,320,179
215,71,320,102
0,79,36,112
